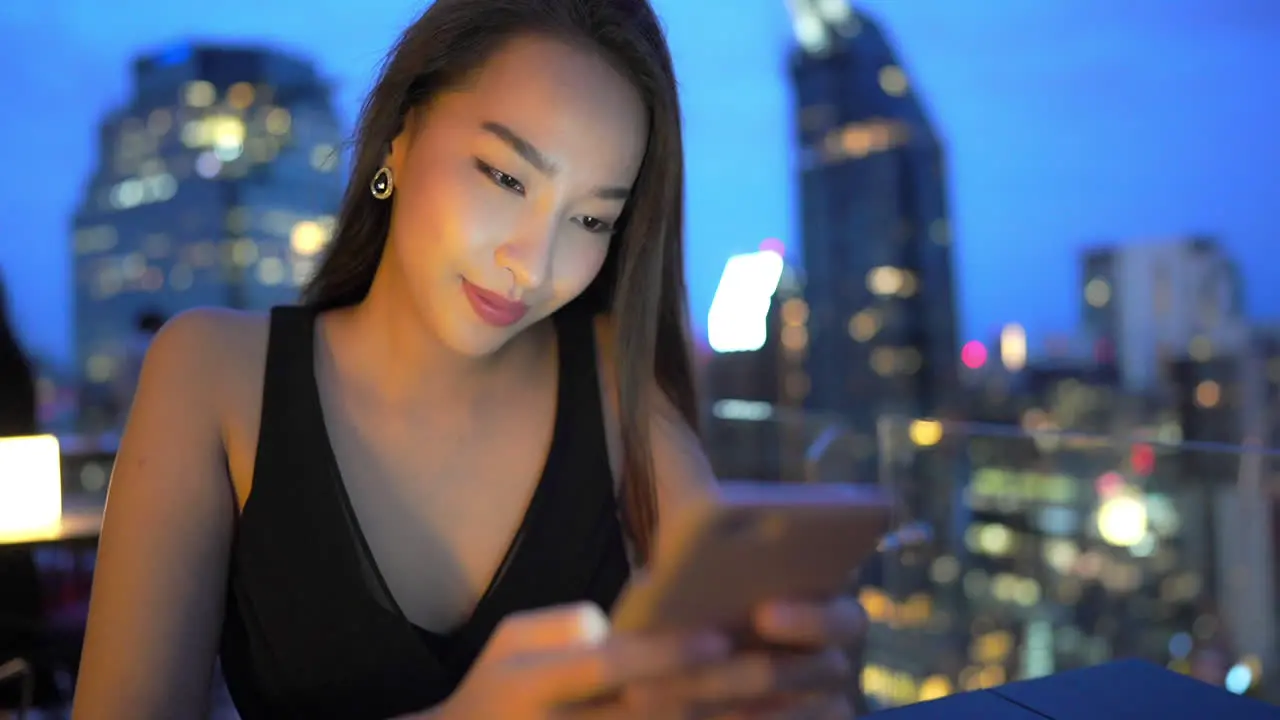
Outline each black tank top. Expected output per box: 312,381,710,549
219,305,631,719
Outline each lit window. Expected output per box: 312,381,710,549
227,82,256,110
1084,277,1111,308
265,108,292,135
848,310,880,342
1000,324,1027,371
256,257,286,286
909,419,942,447
86,354,116,383
1194,380,1220,408
211,116,246,161
290,220,328,256
781,298,808,326
878,65,908,97
780,325,808,352
184,80,216,108
898,271,919,298
870,347,896,376
231,239,259,267
866,266,904,296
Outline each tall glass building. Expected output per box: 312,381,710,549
71,43,345,423
785,2,966,707
787,1,960,447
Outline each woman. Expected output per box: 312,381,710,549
73,1,867,717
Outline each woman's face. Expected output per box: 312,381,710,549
383,35,648,357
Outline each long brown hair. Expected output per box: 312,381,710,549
301,0,698,565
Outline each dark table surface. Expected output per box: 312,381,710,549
875,660,1279,719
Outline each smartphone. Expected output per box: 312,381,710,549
611,481,893,634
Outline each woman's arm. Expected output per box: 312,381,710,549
73,310,241,719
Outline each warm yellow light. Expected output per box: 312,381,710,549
0,434,63,537
1194,380,1221,409
227,82,256,110
848,309,880,342
909,419,943,447
918,674,952,702
265,108,292,135
184,80,215,108
1097,493,1148,548
1000,323,1027,372
1084,277,1111,307
290,220,328,256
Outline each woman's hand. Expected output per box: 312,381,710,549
428,602,732,720
749,595,869,717
618,596,869,718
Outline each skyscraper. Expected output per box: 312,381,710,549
1081,237,1248,392
785,3,963,705
785,2,960,459
71,43,345,422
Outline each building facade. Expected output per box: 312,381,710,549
72,44,345,426
787,1,960,474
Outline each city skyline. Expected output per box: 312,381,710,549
2,0,1279,366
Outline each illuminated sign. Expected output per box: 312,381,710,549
707,250,785,353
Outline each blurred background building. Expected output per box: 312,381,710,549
71,44,345,429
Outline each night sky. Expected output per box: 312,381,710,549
1,0,1277,366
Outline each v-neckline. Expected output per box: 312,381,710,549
302,310,569,650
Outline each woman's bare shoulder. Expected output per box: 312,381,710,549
73,306,275,716
158,306,270,359
149,307,272,405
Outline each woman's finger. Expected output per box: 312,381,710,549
488,602,612,659
753,597,867,649
532,629,733,705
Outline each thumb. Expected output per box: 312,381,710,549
486,602,612,660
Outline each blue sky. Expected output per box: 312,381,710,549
1,0,1277,365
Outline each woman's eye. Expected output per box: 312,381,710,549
575,216,615,235
475,159,525,195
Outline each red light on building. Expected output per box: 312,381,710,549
1131,443,1155,476
961,340,988,369
1096,471,1125,497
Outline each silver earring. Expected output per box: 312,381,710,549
370,167,394,199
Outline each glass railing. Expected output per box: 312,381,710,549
853,416,1279,709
